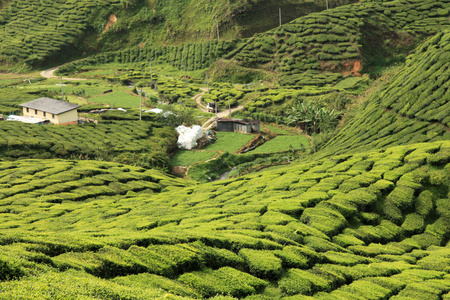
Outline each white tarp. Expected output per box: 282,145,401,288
7,115,47,124
176,125,203,150
147,108,163,114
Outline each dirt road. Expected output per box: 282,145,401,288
192,88,209,112
191,88,246,129
40,66,86,81
202,105,245,130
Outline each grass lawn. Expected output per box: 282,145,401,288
172,132,254,166
250,135,310,154
89,90,142,107
172,150,217,166
262,124,292,135
66,95,86,105
204,132,254,153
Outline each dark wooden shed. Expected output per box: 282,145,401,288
216,118,260,134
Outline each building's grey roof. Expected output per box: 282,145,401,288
19,98,81,115
217,118,260,125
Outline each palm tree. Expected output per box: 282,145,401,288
287,99,339,135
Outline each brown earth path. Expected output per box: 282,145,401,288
192,87,246,129
202,105,245,130
40,65,86,81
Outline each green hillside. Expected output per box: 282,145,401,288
0,0,449,299
318,29,450,157
0,121,177,171
225,0,450,85
0,0,357,70
0,29,449,299
49,0,450,87
0,142,448,298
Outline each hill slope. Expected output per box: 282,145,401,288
318,29,450,157
54,0,450,85
0,143,448,298
0,30,449,299
0,0,357,69
225,0,450,84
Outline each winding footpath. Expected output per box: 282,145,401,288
192,88,245,130
40,65,86,81
42,65,245,129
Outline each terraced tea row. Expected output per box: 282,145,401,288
0,0,121,65
0,121,177,165
321,29,450,157
227,0,450,86
0,158,190,225
0,140,448,298
57,40,236,76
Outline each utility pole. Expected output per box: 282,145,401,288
139,87,142,121
216,21,220,41
184,65,188,87
60,77,64,101
206,72,209,93
149,58,153,82
326,0,328,9
228,94,231,118
279,7,282,26
215,102,218,119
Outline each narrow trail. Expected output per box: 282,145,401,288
40,65,86,81
191,88,246,130
202,105,245,130
193,87,209,112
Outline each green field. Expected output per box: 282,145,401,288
204,132,254,153
0,0,449,299
251,135,310,154
263,124,293,135
89,91,142,108
171,150,217,167
172,132,255,166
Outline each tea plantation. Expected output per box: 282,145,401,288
0,0,449,299
0,0,124,66
227,0,450,85
0,121,175,158
319,29,450,158
0,31,449,299
0,140,448,298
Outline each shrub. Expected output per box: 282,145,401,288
279,268,330,296
339,280,391,300
146,244,203,274
239,249,283,280
273,247,309,269
190,242,245,270
178,267,267,298
300,206,348,236
0,254,25,281
401,213,425,234
386,186,416,211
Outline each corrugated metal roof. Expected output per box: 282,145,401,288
217,118,260,124
19,98,81,115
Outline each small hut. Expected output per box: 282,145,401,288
19,98,80,125
216,118,260,134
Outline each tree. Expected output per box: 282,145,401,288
287,98,339,135
156,104,196,127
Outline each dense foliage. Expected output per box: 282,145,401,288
319,29,450,156
0,0,358,70
226,0,450,85
0,121,177,171
0,0,448,299
0,140,448,298
0,0,123,67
